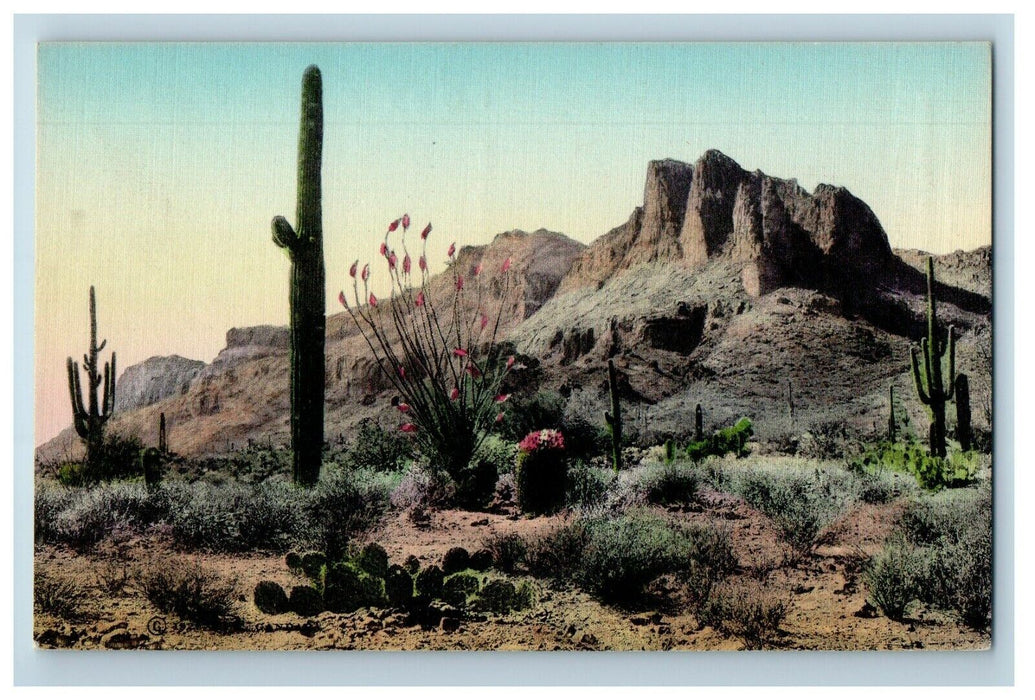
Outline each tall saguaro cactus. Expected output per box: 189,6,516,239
66,286,116,475
955,374,972,452
910,256,956,458
604,359,623,472
272,65,326,486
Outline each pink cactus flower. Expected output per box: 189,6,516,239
403,254,411,274
349,260,358,278
338,290,347,307
448,242,456,258
388,219,400,233
396,402,411,413
421,223,432,240
450,387,460,401
456,275,464,290
419,255,428,271
502,257,512,273
452,348,468,357
415,291,425,307
402,214,410,230
362,264,370,281
369,292,378,307
399,423,416,433
495,393,510,403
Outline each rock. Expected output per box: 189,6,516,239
114,355,205,412
440,616,460,633
102,630,150,649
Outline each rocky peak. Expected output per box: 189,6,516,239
114,354,205,412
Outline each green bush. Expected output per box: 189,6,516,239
344,418,414,472
697,580,787,649
565,462,615,507
864,538,923,620
524,521,588,581
288,585,324,617
630,461,700,505
469,548,494,572
50,482,167,550
304,469,394,558
34,569,88,620
385,565,414,608
454,436,509,509
301,551,328,580
254,580,290,614
137,559,241,630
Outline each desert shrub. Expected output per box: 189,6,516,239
442,547,471,575
414,565,445,600
34,483,77,543
849,440,979,491
137,559,241,630
167,481,302,553
34,569,88,620
60,432,146,485
629,461,700,505
899,486,991,629
403,555,421,574
344,419,414,472
864,537,923,620
499,391,565,443
730,466,856,557
514,580,538,610
288,585,324,617
565,461,615,507
698,580,788,649
390,463,455,512
357,543,389,579
796,420,853,459
253,580,290,614
524,520,588,581
51,482,165,550
95,560,132,596
305,469,393,558
482,532,527,574
515,429,568,515
443,571,481,607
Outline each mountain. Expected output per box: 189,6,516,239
36,151,992,464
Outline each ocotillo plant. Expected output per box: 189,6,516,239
340,215,516,483
910,256,956,458
272,65,326,486
158,412,167,453
66,286,116,476
604,359,623,472
694,403,704,442
955,374,972,452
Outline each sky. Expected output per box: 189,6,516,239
35,42,991,445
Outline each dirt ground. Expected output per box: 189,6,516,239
33,487,989,652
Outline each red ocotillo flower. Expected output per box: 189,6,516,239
362,264,370,281
338,291,347,307
349,260,358,278
419,255,428,272
421,222,432,239
369,292,378,307
403,254,411,274
402,213,410,230
415,291,425,307
399,423,416,433
448,242,456,258
396,402,411,413
450,387,460,401
506,356,515,369
502,257,512,273
466,363,482,379
495,393,510,403
456,275,464,290
388,219,400,233
388,252,398,270
380,241,388,257
452,348,468,358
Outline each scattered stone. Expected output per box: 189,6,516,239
854,602,879,619
793,585,815,595
102,631,150,650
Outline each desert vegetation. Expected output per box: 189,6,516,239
34,65,992,652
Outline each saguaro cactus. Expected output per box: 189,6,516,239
604,359,623,472
955,374,972,452
887,385,896,443
910,256,955,458
66,286,116,475
158,412,167,453
272,65,326,486
695,403,704,442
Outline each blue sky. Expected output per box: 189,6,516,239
35,42,991,442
